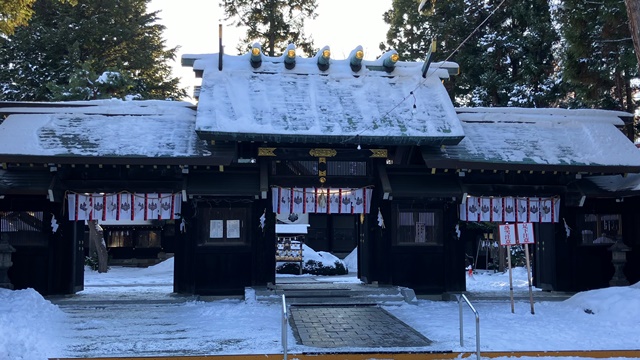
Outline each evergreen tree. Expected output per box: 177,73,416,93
382,0,484,104
382,0,561,107
556,0,637,111
0,0,75,36
471,0,560,107
47,62,137,101
221,0,318,57
382,0,440,60
0,0,186,101
625,0,640,72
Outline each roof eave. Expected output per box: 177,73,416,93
0,153,236,167
422,158,640,174
195,130,464,146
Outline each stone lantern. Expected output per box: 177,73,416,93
608,239,631,287
0,233,16,289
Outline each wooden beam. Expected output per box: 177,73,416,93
260,160,269,199
377,162,392,200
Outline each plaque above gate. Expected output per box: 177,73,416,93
309,148,337,157
257,147,387,160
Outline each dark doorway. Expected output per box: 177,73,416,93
306,214,358,258
535,223,555,291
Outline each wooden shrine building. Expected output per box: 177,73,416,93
1,44,639,296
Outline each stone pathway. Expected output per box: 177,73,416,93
289,304,432,348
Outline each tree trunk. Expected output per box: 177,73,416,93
625,0,640,72
268,0,276,57
88,220,109,273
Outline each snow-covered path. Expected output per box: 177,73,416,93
59,299,284,358
3,259,639,360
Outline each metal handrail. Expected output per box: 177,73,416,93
281,294,288,360
458,293,481,359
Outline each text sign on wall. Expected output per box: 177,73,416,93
499,224,516,246
517,223,535,244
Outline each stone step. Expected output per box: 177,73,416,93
249,285,416,304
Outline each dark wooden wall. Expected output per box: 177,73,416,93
175,197,273,296
385,200,464,294
2,195,78,295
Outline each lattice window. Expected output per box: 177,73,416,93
580,213,621,245
0,211,47,246
396,209,441,245
271,160,367,176
107,230,132,247
327,161,367,176
0,211,43,232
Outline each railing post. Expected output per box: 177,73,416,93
458,294,481,360
459,295,464,347
282,294,288,360
475,306,481,360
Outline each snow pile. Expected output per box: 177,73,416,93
563,283,640,320
302,243,344,267
343,247,358,273
0,288,66,360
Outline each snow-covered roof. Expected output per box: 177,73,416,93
0,58,638,176
422,107,640,172
587,173,640,193
0,99,217,164
187,50,464,146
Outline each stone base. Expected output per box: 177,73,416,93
609,278,630,287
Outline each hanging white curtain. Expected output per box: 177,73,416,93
479,197,492,222
118,193,135,221
504,197,516,222
528,197,541,223
467,196,481,222
517,197,528,223
271,187,373,214
460,196,560,223
304,187,315,213
353,188,366,214
291,188,305,214
104,194,118,220
67,192,181,221
491,197,503,222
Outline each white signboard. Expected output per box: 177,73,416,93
209,220,223,238
499,224,516,246
227,220,240,239
517,222,535,244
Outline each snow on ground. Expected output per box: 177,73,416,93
1,252,639,360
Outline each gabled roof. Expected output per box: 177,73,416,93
421,107,640,173
186,50,464,146
0,100,234,166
